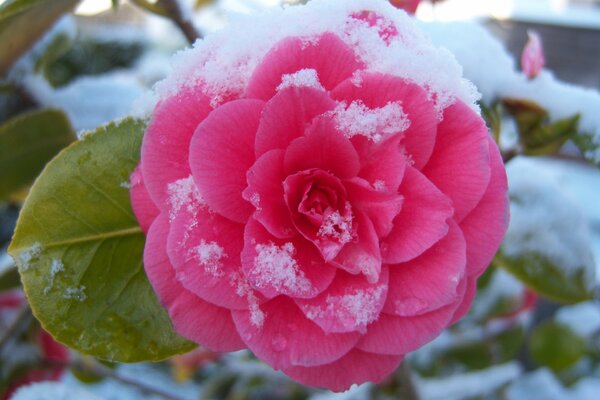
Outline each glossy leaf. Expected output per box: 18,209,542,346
529,321,586,372
0,109,75,201
8,118,195,362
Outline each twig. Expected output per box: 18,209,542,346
0,304,32,353
157,0,202,44
397,360,421,400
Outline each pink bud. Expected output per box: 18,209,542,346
521,30,545,79
389,0,422,14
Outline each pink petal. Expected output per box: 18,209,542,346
450,276,477,324
282,349,403,392
231,297,361,369
384,220,466,317
166,192,254,310
242,218,336,299
381,167,453,264
421,101,491,222
242,150,295,239
144,213,244,351
460,137,509,278
284,117,360,179
141,85,212,210
352,135,407,194
189,99,265,223
331,72,437,169
247,32,363,100
521,30,545,79
255,87,336,158
295,268,389,334
345,177,403,238
130,165,159,234
356,280,465,355
331,211,383,282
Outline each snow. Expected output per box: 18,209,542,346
11,382,102,400
17,242,43,272
331,100,410,143
505,368,568,400
502,157,596,286
63,285,87,302
317,205,354,245
44,259,65,295
555,301,600,339
231,272,265,328
422,21,600,163
155,0,480,119
252,242,312,295
418,362,522,400
166,176,206,222
0,251,14,275
471,268,524,319
192,240,226,277
277,68,324,91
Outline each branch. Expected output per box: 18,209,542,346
0,304,32,353
396,360,421,400
131,0,202,44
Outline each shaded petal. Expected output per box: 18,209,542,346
144,213,244,351
331,211,382,282
242,218,336,299
460,136,509,277
243,150,295,239
450,276,477,325
284,117,360,179
189,99,265,223
141,85,212,210
296,268,389,334
247,32,363,100
356,280,466,355
384,220,466,317
166,193,254,310
352,135,407,193
331,72,437,168
282,349,403,392
231,297,361,369
130,165,159,234
255,87,336,158
421,101,491,221
382,167,453,264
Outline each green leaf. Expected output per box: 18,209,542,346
0,265,20,291
495,251,594,304
0,108,76,201
0,0,80,76
8,118,195,362
529,321,586,372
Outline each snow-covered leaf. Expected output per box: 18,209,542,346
8,117,195,362
0,108,75,201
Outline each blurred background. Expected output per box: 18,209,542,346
1,1,600,399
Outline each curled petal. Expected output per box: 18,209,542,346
382,167,453,264
282,349,403,392
189,99,265,223
145,214,244,351
295,267,389,334
232,297,360,369
130,165,159,234
247,32,363,100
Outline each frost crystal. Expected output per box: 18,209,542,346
18,242,43,271
332,100,410,143
44,259,64,295
252,242,312,295
193,240,226,277
64,285,87,302
277,68,324,92
232,272,265,328
318,204,354,245
167,175,205,222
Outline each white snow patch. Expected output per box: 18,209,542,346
252,242,312,295
192,240,226,277
11,382,102,400
166,176,205,222
17,242,43,271
63,285,87,302
231,272,265,328
555,301,600,340
119,181,131,189
331,100,410,143
44,259,65,295
0,251,14,275
277,68,324,92
317,203,354,245
506,368,568,400
472,268,524,319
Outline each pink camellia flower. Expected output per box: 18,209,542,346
521,30,545,79
130,0,508,391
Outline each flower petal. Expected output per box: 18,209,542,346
284,117,360,179
189,99,265,223
384,220,466,317
255,87,336,158
421,100,491,222
231,297,361,369
130,165,159,234
141,85,212,210
166,190,254,310
331,72,437,169
144,213,244,351
382,167,453,264
450,276,477,324
242,218,336,299
243,150,295,239
459,136,509,277
282,349,403,392
296,267,389,334
352,135,407,194
247,32,363,100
